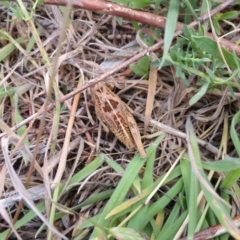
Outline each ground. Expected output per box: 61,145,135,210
0,1,240,239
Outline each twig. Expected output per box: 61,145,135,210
179,214,240,240
43,0,240,56
134,112,221,156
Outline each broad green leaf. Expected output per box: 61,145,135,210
192,36,240,69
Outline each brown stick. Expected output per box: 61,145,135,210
179,214,240,240
43,0,240,56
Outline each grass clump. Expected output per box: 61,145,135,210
0,0,240,239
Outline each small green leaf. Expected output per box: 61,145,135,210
0,87,14,100
216,11,238,20
128,0,152,8
233,51,240,69
111,0,152,8
189,80,210,105
130,56,150,76
212,17,221,35
182,0,198,21
204,66,215,80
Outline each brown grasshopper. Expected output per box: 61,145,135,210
90,82,146,158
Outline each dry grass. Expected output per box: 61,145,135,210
0,1,240,240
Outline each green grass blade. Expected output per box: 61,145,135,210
108,227,145,240
12,94,29,145
189,80,210,106
230,111,240,157
90,155,147,237
129,179,183,231
186,117,240,239
106,166,182,220
221,170,240,189
159,0,179,69
64,155,105,193
142,134,165,189
180,154,191,206
0,36,25,61
202,158,240,172
105,156,125,172
156,199,181,235
156,210,188,240
183,0,198,21
218,111,240,189
187,153,199,238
